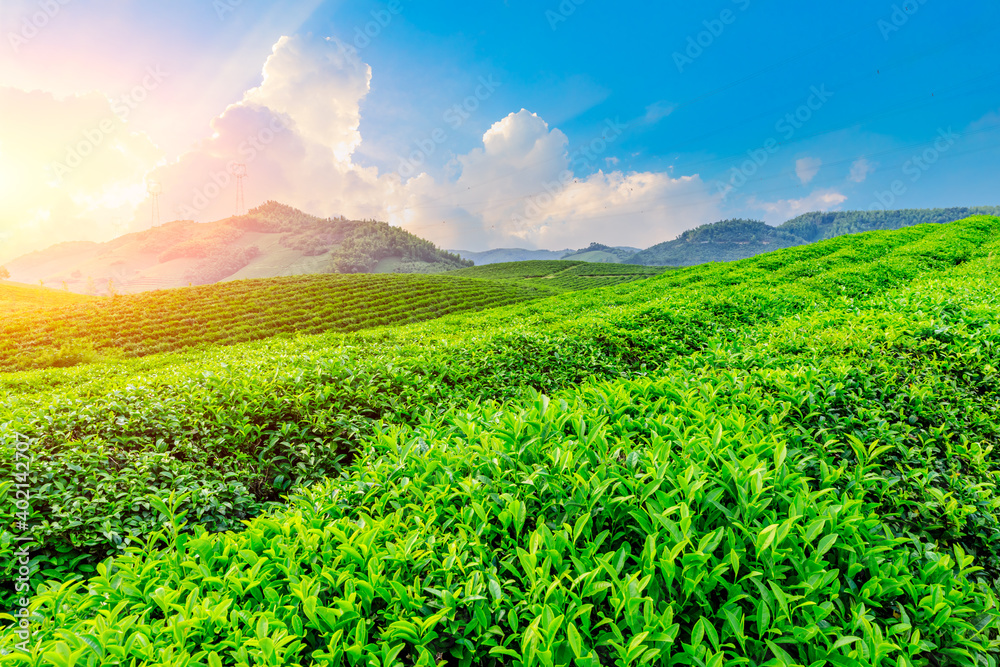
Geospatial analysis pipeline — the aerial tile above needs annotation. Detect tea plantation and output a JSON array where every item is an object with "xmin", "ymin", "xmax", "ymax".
[
  {"xmin": 0, "ymin": 274, "xmax": 546, "ymax": 372},
  {"xmin": 2, "ymin": 217, "xmax": 1000, "ymax": 665},
  {"xmin": 447, "ymin": 261, "xmax": 668, "ymax": 292},
  {"xmin": 0, "ymin": 283, "xmax": 95, "ymax": 316}
]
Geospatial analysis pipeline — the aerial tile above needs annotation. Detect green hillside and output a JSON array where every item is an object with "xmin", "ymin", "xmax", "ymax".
[
  {"xmin": 4, "ymin": 217, "xmax": 1000, "ymax": 663},
  {"xmin": 236, "ymin": 201, "xmax": 472, "ymax": 274},
  {"xmin": 629, "ymin": 208, "xmax": 1000, "ymax": 267},
  {"xmin": 449, "ymin": 260, "xmax": 667, "ymax": 291},
  {"xmin": 628, "ymin": 219, "xmax": 807, "ymax": 266},
  {"xmin": 3, "ymin": 202, "xmax": 472, "ymax": 295},
  {"xmin": 779, "ymin": 206, "xmax": 1000, "ymax": 242},
  {"xmin": 0, "ymin": 274, "xmax": 545, "ymax": 372},
  {"xmin": 561, "ymin": 243, "xmax": 641, "ymax": 263},
  {"xmin": 0, "ymin": 280, "xmax": 97, "ymax": 314}
]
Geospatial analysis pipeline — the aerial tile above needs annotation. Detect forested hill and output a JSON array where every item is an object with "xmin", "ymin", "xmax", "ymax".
[
  {"xmin": 777, "ymin": 206, "xmax": 1000, "ymax": 242},
  {"xmin": 3, "ymin": 201, "xmax": 472, "ymax": 294},
  {"xmin": 235, "ymin": 201, "xmax": 471, "ymax": 273},
  {"xmin": 629, "ymin": 207, "xmax": 1000, "ymax": 266},
  {"xmin": 627, "ymin": 219, "xmax": 806, "ymax": 267},
  {"xmin": 561, "ymin": 242, "xmax": 641, "ymax": 263}
]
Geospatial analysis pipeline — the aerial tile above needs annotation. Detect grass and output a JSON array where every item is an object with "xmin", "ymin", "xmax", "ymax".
[{"xmin": 2, "ymin": 217, "xmax": 1000, "ymax": 664}]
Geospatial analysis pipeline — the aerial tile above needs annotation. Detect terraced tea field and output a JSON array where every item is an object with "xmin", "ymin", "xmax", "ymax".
[
  {"xmin": 0, "ymin": 274, "xmax": 546, "ymax": 371},
  {"xmin": 449, "ymin": 260, "xmax": 668, "ymax": 292},
  {"xmin": 3, "ymin": 217, "xmax": 1000, "ymax": 665}
]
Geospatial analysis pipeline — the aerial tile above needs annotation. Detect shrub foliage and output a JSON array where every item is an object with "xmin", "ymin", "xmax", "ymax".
[{"xmin": 2, "ymin": 217, "xmax": 1000, "ymax": 664}]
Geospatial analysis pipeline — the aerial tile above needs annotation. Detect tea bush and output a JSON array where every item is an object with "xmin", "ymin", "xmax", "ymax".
[
  {"xmin": 2, "ymin": 219, "xmax": 998, "ymax": 597},
  {"xmin": 0, "ymin": 274, "xmax": 546, "ymax": 372},
  {"xmin": 2, "ymin": 217, "xmax": 1000, "ymax": 664},
  {"xmin": 448, "ymin": 261, "xmax": 668, "ymax": 292}
]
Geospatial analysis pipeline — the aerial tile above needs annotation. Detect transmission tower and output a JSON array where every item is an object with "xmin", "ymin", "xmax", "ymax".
[
  {"xmin": 231, "ymin": 163, "xmax": 248, "ymax": 216},
  {"xmin": 147, "ymin": 181, "xmax": 162, "ymax": 226}
]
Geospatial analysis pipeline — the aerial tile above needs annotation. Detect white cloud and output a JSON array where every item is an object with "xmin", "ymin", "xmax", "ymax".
[
  {"xmin": 242, "ymin": 35, "xmax": 371, "ymax": 162},
  {"xmin": 146, "ymin": 35, "xmax": 396, "ymax": 225},
  {"xmin": 748, "ymin": 189, "xmax": 847, "ymax": 224},
  {"xmin": 644, "ymin": 100, "xmax": 675, "ymax": 124},
  {"xmin": 848, "ymin": 157, "xmax": 875, "ymax": 183},
  {"xmin": 795, "ymin": 157, "xmax": 822, "ymax": 185},
  {"xmin": 389, "ymin": 110, "xmax": 719, "ymax": 249},
  {"xmin": 0, "ymin": 0, "xmax": 327, "ymax": 158},
  {"xmin": 151, "ymin": 45, "xmax": 719, "ymax": 251}
]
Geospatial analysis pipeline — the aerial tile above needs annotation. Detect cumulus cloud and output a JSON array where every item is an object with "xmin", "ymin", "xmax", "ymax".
[
  {"xmin": 390, "ymin": 110, "xmax": 719, "ymax": 249},
  {"xmin": 848, "ymin": 157, "xmax": 875, "ymax": 183},
  {"xmin": 151, "ymin": 40, "xmax": 718, "ymax": 251},
  {"xmin": 242, "ymin": 35, "xmax": 371, "ymax": 162},
  {"xmin": 748, "ymin": 189, "xmax": 847, "ymax": 224},
  {"xmin": 795, "ymin": 157, "xmax": 822, "ymax": 185},
  {"xmin": 148, "ymin": 34, "xmax": 393, "ymax": 225}
]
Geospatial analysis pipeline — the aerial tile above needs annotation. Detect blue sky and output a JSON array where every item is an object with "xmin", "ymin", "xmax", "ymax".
[
  {"xmin": 341, "ymin": 0, "xmax": 1000, "ymax": 211},
  {"xmin": 0, "ymin": 0, "xmax": 998, "ymax": 256}
]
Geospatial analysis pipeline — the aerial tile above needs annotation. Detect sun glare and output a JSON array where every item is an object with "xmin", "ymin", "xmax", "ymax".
[{"xmin": 0, "ymin": 151, "xmax": 19, "ymax": 202}]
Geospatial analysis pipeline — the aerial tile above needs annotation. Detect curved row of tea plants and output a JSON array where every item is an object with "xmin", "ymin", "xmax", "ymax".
[
  {"xmin": 449, "ymin": 261, "xmax": 669, "ymax": 293},
  {"xmin": 448, "ymin": 260, "xmax": 589, "ymax": 279},
  {"xmin": 521, "ymin": 272, "xmax": 661, "ymax": 292},
  {"xmin": 0, "ymin": 274, "xmax": 546, "ymax": 372},
  {"xmin": 6, "ymin": 222, "xmax": 1000, "ymax": 664},
  {"xmin": 559, "ymin": 263, "xmax": 665, "ymax": 277}
]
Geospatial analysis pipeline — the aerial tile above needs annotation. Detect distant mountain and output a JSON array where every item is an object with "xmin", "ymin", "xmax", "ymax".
[
  {"xmin": 628, "ymin": 219, "xmax": 806, "ymax": 267},
  {"xmin": 449, "ymin": 248, "xmax": 572, "ymax": 265},
  {"xmin": 629, "ymin": 207, "xmax": 1000, "ymax": 267},
  {"xmin": 561, "ymin": 243, "xmax": 640, "ymax": 263},
  {"xmin": 452, "ymin": 243, "xmax": 642, "ymax": 266},
  {"xmin": 5, "ymin": 201, "xmax": 471, "ymax": 295}
]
